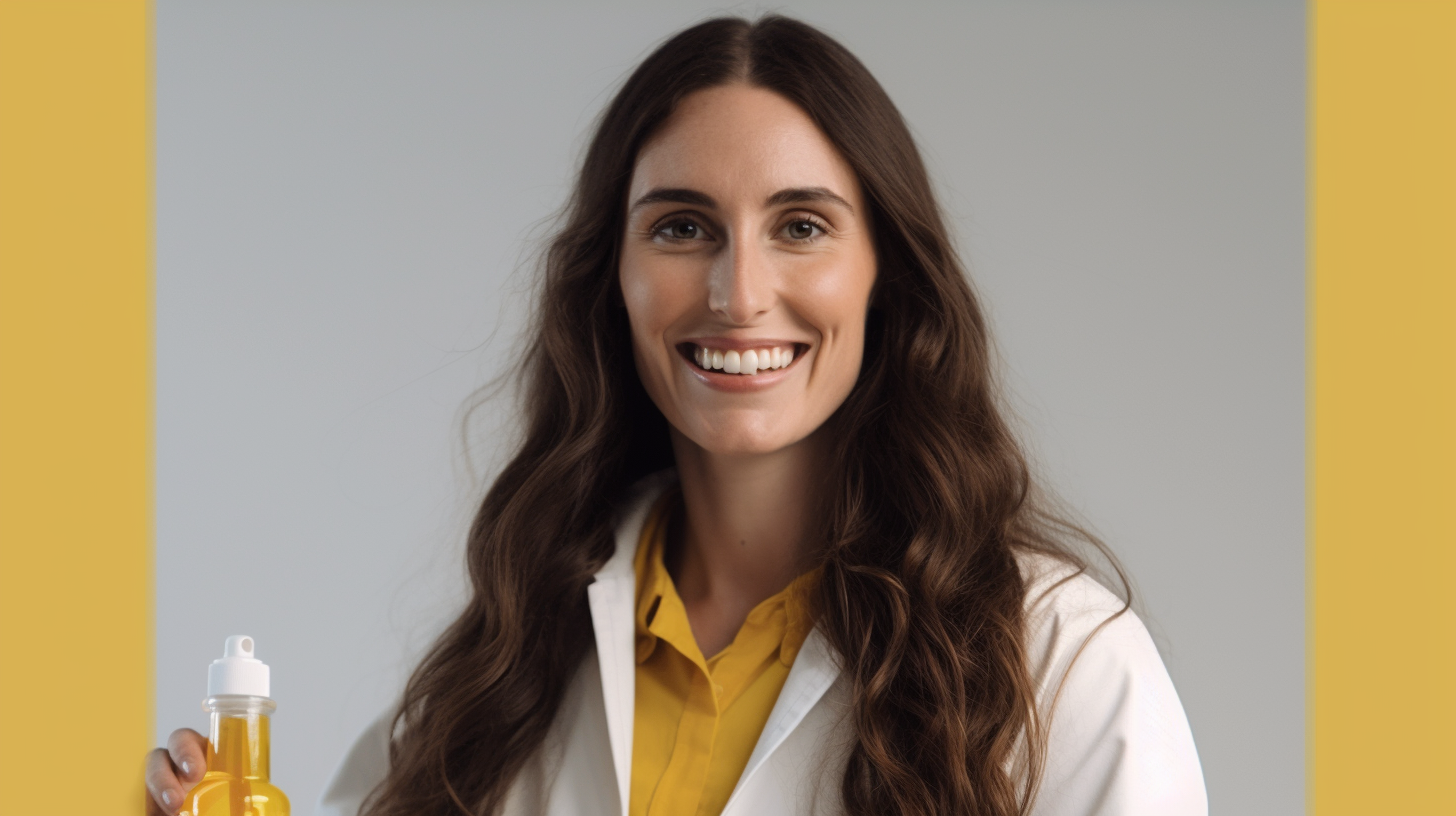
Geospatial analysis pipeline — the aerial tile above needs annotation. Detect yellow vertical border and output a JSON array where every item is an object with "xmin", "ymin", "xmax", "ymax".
[
  {"xmin": 1311, "ymin": 1, "xmax": 1456, "ymax": 814},
  {"xmin": 0, "ymin": 2, "xmax": 152, "ymax": 814}
]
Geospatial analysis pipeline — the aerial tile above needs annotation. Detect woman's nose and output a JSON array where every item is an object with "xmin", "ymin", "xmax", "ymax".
[{"xmin": 707, "ymin": 239, "xmax": 773, "ymax": 324}]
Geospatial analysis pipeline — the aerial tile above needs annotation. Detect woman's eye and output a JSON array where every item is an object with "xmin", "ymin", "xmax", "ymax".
[
  {"xmin": 783, "ymin": 219, "xmax": 823, "ymax": 241},
  {"xmin": 657, "ymin": 220, "xmax": 703, "ymax": 240}
]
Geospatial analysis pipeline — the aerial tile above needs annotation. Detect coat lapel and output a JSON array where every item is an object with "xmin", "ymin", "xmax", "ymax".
[
  {"xmin": 722, "ymin": 626, "xmax": 843, "ymax": 814},
  {"xmin": 586, "ymin": 470, "xmax": 676, "ymax": 816}
]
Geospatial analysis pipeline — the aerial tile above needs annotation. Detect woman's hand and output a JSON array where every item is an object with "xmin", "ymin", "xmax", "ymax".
[{"xmin": 144, "ymin": 729, "xmax": 207, "ymax": 815}]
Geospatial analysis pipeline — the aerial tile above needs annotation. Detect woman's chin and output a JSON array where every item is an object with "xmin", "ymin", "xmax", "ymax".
[{"xmin": 678, "ymin": 421, "xmax": 806, "ymax": 459}]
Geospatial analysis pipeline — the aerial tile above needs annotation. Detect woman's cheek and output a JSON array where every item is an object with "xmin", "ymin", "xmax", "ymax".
[{"xmin": 800, "ymin": 261, "xmax": 873, "ymax": 379}]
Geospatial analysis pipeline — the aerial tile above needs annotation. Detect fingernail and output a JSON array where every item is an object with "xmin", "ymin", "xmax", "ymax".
[
  {"xmin": 180, "ymin": 760, "xmax": 191, "ymax": 777},
  {"xmin": 162, "ymin": 790, "xmax": 174, "ymax": 807}
]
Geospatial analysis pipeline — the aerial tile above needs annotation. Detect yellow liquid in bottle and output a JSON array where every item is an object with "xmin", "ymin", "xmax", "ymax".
[{"xmin": 181, "ymin": 697, "xmax": 290, "ymax": 816}]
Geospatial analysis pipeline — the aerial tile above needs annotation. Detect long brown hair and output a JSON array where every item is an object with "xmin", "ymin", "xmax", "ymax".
[{"xmin": 364, "ymin": 15, "xmax": 1124, "ymax": 816}]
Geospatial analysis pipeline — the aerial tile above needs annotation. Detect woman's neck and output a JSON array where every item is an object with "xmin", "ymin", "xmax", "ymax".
[{"xmin": 666, "ymin": 428, "xmax": 825, "ymax": 657}]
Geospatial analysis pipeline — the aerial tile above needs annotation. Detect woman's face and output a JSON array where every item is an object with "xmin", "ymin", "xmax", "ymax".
[{"xmin": 619, "ymin": 84, "xmax": 877, "ymax": 457}]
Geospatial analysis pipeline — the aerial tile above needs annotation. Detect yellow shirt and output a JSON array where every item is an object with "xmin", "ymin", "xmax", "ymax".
[{"xmin": 629, "ymin": 491, "xmax": 817, "ymax": 816}]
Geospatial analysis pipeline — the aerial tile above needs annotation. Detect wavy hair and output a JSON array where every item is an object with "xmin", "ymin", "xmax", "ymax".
[{"xmin": 363, "ymin": 15, "xmax": 1124, "ymax": 816}]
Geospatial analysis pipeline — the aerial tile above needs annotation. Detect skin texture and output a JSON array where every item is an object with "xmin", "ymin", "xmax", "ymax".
[
  {"xmin": 620, "ymin": 84, "xmax": 877, "ymax": 656},
  {"xmin": 145, "ymin": 83, "xmax": 878, "ymax": 812}
]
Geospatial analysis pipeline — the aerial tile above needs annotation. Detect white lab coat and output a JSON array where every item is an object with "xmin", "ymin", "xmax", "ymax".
[{"xmin": 317, "ymin": 471, "xmax": 1207, "ymax": 816}]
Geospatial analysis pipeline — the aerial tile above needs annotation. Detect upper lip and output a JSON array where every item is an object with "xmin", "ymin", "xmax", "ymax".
[{"xmin": 679, "ymin": 337, "xmax": 807, "ymax": 352}]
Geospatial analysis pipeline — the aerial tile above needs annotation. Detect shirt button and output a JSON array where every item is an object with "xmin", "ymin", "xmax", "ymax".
[{"xmin": 714, "ymin": 684, "xmax": 724, "ymax": 697}]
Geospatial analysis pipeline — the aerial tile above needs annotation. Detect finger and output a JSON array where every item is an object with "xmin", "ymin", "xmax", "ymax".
[
  {"xmin": 166, "ymin": 728, "xmax": 208, "ymax": 786},
  {"xmin": 145, "ymin": 781, "xmax": 165, "ymax": 816},
  {"xmin": 144, "ymin": 747, "xmax": 183, "ymax": 815},
  {"xmin": 144, "ymin": 770, "xmax": 171, "ymax": 816}
]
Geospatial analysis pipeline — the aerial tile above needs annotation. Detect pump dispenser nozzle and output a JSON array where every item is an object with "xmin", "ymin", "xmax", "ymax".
[
  {"xmin": 208, "ymin": 634, "xmax": 271, "ymax": 698},
  {"xmin": 186, "ymin": 635, "xmax": 290, "ymax": 814}
]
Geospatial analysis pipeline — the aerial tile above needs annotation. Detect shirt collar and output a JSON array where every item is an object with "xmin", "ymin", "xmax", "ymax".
[
  {"xmin": 633, "ymin": 489, "xmax": 677, "ymax": 664},
  {"xmin": 776, "ymin": 568, "xmax": 819, "ymax": 666}
]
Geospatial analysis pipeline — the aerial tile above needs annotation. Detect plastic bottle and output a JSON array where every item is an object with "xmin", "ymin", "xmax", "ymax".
[{"xmin": 180, "ymin": 635, "xmax": 290, "ymax": 816}]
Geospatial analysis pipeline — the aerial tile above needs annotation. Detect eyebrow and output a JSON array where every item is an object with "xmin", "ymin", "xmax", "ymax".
[
  {"xmin": 628, "ymin": 186, "xmax": 855, "ymax": 214},
  {"xmin": 629, "ymin": 188, "xmax": 717, "ymax": 212},
  {"xmin": 764, "ymin": 186, "xmax": 855, "ymax": 213}
]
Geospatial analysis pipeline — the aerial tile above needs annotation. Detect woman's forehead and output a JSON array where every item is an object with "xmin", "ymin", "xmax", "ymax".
[{"xmin": 629, "ymin": 85, "xmax": 862, "ymax": 209}]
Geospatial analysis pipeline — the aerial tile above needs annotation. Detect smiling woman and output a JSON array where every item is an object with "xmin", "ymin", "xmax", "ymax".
[
  {"xmin": 620, "ymin": 83, "xmax": 878, "ymax": 668},
  {"xmin": 146, "ymin": 14, "xmax": 1205, "ymax": 816}
]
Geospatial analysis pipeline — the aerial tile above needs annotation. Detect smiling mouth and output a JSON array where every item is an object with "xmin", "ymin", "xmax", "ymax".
[{"xmin": 679, "ymin": 343, "xmax": 804, "ymax": 375}]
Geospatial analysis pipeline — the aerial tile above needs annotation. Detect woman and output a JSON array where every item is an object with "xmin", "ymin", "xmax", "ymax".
[{"xmin": 146, "ymin": 15, "xmax": 1205, "ymax": 816}]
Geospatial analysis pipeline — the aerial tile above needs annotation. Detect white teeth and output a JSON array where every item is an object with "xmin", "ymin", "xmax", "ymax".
[{"xmin": 692, "ymin": 345, "xmax": 795, "ymax": 374}]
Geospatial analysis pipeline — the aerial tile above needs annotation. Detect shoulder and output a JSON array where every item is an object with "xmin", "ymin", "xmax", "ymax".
[
  {"xmin": 316, "ymin": 711, "xmax": 393, "ymax": 816},
  {"xmin": 1017, "ymin": 552, "xmax": 1135, "ymax": 686},
  {"xmin": 1014, "ymin": 551, "xmax": 1208, "ymax": 816}
]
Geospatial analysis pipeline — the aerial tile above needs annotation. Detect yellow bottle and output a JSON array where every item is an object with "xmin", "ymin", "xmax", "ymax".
[{"xmin": 181, "ymin": 636, "xmax": 290, "ymax": 816}]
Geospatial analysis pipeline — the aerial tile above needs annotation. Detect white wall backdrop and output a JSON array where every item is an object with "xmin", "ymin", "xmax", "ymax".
[{"xmin": 155, "ymin": 2, "xmax": 1305, "ymax": 813}]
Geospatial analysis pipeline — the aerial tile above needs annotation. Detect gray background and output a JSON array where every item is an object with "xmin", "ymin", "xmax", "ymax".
[{"xmin": 155, "ymin": 1, "xmax": 1305, "ymax": 813}]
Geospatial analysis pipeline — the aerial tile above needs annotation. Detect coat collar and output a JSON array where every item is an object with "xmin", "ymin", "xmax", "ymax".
[
  {"xmin": 584, "ymin": 469, "xmax": 843, "ymax": 816},
  {"xmin": 584, "ymin": 470, "xmax": 671, "ymax": 816}
]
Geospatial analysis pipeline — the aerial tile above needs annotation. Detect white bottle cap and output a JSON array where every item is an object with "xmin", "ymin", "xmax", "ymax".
[{"xmin": 207, "ymin": 635, "xmax": 271, "ymax": 698}]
